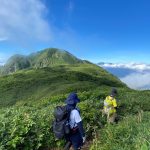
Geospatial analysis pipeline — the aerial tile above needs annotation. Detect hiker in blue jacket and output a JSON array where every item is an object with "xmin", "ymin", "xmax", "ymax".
[{"xmin": 65, "ymin": 92, "xmax": 86, "ymax": 150}]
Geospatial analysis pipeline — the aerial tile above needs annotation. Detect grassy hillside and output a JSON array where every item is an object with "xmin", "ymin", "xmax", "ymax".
[
  {"xmin": 0, "ymin": 88, "xmax": 149, "ymax": 150},
  {"xmin": 0, "ymin": 63, "xmax": 125, "ymax": 107}
]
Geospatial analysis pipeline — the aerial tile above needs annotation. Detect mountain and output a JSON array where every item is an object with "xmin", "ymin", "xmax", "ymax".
[
  {"xmin": 0, "ymin": 49, "xmax": 126, "ymax": 107},
  {"xmin": 0, "ymin": 66, "xmax": 3, "ymax": 74},
  {"xmin": 28, "ymin": 48, "xmax": 84, "ymax": 68},
  {"xmin": 4, "ymin": 54, "xmax": 30, "ymax": 73},
  {"xmin": 0, "ymin": 48, "xmax": 84, "ymax": 75},
  {"xmin": 98, "ymin": 62, "xmax": 150, "ymax": 89}
]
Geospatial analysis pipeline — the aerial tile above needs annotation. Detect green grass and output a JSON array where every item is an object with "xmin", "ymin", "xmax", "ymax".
[
  {"xmin": 90, "ymin": 112, "xmax": 150, "ymax": 150},
  {"xmin": 0, "ymin": 88, "xmax": 150, "ymax": 150},
  {"xmin": 0, "ymin": 63, "xmax": 125, "ymax": 107}
]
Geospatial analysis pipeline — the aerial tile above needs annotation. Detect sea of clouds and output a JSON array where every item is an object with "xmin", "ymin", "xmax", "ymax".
[{"xmin": 99, "ymin": 62, "xmax": 150, "ymax": 90}]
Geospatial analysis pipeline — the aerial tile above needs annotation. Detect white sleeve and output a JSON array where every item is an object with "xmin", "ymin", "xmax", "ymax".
[{"xmin": 74, "ymin": 110, "xmax": 82, "ymax": 123}]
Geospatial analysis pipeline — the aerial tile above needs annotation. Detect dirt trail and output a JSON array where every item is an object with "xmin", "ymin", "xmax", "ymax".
[
  {"xmin": 82, "ymin": 141, "xmax": 92, "ymax": 150},
  {"xmin": 50, "ymin": 140, "xmax": 92, "ymax": 150}
]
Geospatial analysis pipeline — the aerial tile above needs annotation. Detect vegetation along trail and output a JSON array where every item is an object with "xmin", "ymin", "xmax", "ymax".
[{"xmin": 0, "ymin": 48, "xmax": 150, "ymax": 150}]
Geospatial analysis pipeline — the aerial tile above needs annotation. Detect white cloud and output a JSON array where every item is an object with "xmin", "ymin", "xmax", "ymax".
[
  {"xmin": 121, "ymin": 72, "xmax": 150, "ymax": 90},
  {"xmin": 99, "ymin": 62, "xmax": 150, "ymax": 90},
  {"xmin": 0, "ymin": 0, "xmax": 52, "ymax": 43},
  {"xmin": 100, "ymin": 62, "xmax": 150, "ymax": 71}
]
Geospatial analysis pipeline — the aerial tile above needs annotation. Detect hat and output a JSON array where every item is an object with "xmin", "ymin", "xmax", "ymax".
[
  {"xmin": 110, "ymin": 88, "xmax": 118, "ymax": 97},
  {"xmin": 65, "ymin": 92, "xmax": 80, "ymax": 105}
]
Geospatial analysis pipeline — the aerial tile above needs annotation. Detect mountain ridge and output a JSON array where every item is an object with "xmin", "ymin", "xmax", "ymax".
[
  {"xmin": 0, "ymin": 48, "xmax": 85, "ymax": 75},
  {"xmin": 0, "ymin": 48, "xmax": 126, "ymax": 107}
]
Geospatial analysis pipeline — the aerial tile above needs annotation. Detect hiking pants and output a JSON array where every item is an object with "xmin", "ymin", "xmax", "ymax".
[
  {"xmin": 69, "ymin": 129, "xmax": 83, "ymax": 150},
  {"xmin": 108, "ymin": 113, "xmax": 117, "ymax": 123}
]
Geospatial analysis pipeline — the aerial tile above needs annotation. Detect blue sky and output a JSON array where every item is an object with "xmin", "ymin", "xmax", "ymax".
[{"xmin": 0, "ymin": 0, "xmax": 150, "ymax": 64}]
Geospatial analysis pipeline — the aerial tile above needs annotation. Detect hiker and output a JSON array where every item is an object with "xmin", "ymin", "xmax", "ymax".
[
  {"xmin": 65, "ymin": 92, "xmax": 86, "ymax": 150},
  {"xmin": 102, "ymin": 88, "xmax": 118, "ymax": 124}
]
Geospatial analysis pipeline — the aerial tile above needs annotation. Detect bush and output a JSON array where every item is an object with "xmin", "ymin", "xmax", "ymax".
[
  {"xmin": 90, "ymin": 111, "xmax": 150, "ymax": 150},
  {"xmin": 0, "ymin": 88, "xmax": 150, "ymax": 149}
]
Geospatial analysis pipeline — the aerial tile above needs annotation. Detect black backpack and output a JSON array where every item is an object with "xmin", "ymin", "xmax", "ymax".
[{"xmin": 52, "ymin": 105, "xmax": 71, "ymax": 139}]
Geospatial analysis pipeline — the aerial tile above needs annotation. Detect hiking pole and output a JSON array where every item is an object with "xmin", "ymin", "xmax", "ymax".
[{"xmin": 64, "ymin": 141, "xmax": 72, "ymax": 150}]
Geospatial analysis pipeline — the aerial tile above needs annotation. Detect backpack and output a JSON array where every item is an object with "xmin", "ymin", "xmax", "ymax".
[{"xmin": 52, "ymin": 105, "xmax": 71, "ymax": 139}]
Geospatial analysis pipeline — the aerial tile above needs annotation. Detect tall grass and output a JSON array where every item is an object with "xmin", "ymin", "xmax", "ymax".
[{"xmin": 0, "ymin": 89, "xmax": 150, "ymax": 150}]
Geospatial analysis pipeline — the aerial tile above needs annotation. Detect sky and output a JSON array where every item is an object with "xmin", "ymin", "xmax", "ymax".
[{"xmin": 0, "ymin": 0, "xmax": 150, "ymax": 65}]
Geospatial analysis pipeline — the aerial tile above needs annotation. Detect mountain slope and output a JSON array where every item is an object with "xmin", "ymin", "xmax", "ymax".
[
  {"xmin": 4, "ymin": 54, "xmax": 30, "ymax": 73},
  {"xmin": 1, "ymin": 48, "xmax": 84, "ymax": 75},
  {"xmin": 0, "ymin": 63, "xmax": 126, "ymax": 107},
  {"xmin": 0, "ymin": 84, "xmax": 149, "ymax": 150},
  {"xmin": 28, "ymin": 48, "xmax": 83, "ymax": 68},
  {"xmin": 0, "ymin": 48, "xmax": 127, "ymax": 107}
]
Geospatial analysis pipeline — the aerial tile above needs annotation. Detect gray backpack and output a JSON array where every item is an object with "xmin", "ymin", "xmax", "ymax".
[{"xmin": 53, "ymin": 106, "xmax": 70, "ymax": 139}]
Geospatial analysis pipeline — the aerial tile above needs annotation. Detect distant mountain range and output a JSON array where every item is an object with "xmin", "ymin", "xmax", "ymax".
[{"xmin": 98, "ymin": 62, "xmax": 150, "ymax": 90}]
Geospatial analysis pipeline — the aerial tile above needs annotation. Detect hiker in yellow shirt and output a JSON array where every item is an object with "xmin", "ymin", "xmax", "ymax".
[{"xmin": 103, "ymin": 88, "xmax": 118, "ymax": 123}]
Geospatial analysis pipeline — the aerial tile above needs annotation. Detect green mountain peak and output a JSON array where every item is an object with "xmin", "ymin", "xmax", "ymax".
[
  {"xmin": 28, "ymin": 48, "xmax": 83, "ymax": 68},
  {"xmin": 1, "ymin": 48, "xmax": 84, "ymax": 75}
]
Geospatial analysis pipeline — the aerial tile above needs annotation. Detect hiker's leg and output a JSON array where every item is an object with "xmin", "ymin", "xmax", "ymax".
[
  {"xmin": 70, "ymin": 131, "xmax": 83, "ymax": 150},
  {"xmin": 107, "ymin": 113, "xmax": 110, "ymax": 123},
  {"xmin": 64, "ymin": 141, "xmax": 72, "ymax": 150},
  {"xmin": 115, "ymin": 113, "xmax": 119, "ymax": 123},
  {"xmin": 64, "ymin": 135, "xmax": 72, "ymax": 150},
  {"xmin": 109, "ymin": 113, "xmax": 117, "ymax": 123}
]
